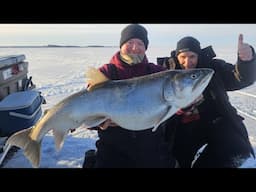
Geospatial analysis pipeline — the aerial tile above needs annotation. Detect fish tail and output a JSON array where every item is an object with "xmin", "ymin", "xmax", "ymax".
[{"xmin": 6, "ymin": 128, "xmax": 41, "ymax": 168}]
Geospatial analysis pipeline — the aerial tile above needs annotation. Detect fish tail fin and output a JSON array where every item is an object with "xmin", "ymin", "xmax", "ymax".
[
  {"xmin": 6, "ymin": 128, "xmax": 41, "ymax": 168},
  {"xmin": 53, "ymin": 129, "xmax": 66, "ymax": 151}
]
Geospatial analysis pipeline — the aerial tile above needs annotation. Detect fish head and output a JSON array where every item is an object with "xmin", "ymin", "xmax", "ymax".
[{"xmin": 163, "ymin": 68, "xmax": 214, "ymax": 108}]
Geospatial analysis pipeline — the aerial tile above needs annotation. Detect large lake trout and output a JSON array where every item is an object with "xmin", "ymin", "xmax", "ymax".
[{"xmin": 6, "ymin": 67, "xmax": 214, "ymax": 167}]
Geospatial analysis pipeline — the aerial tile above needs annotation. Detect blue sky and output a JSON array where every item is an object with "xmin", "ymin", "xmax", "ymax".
[{"xmin": 0, "ymin": 24, "xmax": 256, "ymax": 49}]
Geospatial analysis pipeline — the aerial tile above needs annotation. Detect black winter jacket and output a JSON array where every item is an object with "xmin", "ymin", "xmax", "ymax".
[{"xmin": 166, "ymin": 46, "xmax": 256, "ymax": 167}]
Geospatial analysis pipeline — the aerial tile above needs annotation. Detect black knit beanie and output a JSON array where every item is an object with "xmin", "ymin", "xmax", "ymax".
[
  {"xmin": 120, "ymin": 24, "xmax": 149, "ymax": 50},
  {"xmin": 176, "ymin": 36, "xmax": 201, "ymax": 56}
]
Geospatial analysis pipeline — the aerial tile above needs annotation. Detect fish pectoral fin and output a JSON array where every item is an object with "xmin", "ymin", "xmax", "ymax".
[
  {"xmin": 152, "ymin": 107, "xmax": 176, "ymax": 132},
  {"xmin": 85, "ymin": 66, "xmax": 110, "ymax": 91}
]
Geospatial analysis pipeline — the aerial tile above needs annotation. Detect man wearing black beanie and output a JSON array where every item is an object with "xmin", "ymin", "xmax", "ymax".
[
  {"xmin": 117, "ymin": 24, "xmax": 150, "ymax": 66},
  {"xmin": 164, "ymin": 35, "xmax": 256, "ymax": 168},
  {"xmin": 83, "ymin": 24, "xmax": 175, "ymax": 168},
  {"xmin": 120, "ymin": 24, "xmax": 149, "ymax": 50},
  {"xmin": 175, "ymin": 36, "xmax": 201, "ymax": 56}
]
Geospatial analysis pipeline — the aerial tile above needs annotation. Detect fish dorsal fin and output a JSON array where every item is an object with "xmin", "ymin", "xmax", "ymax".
[{"xmin": 85, "ymin": 66, "xmax": 110, "ymax": 91}]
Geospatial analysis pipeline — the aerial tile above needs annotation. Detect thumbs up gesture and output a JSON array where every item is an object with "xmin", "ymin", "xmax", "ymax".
[{"xmin": 238, "ymin": 34, "xmax": 253, "ymax": 61}]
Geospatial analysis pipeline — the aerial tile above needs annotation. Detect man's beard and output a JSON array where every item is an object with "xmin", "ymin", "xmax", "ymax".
[{"xmin": 120, "ymin": 53, "xmax": 145, "ymax": 65}]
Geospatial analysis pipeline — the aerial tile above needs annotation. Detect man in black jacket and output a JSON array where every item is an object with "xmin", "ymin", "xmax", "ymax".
[
  {"xmin": 83, "ymin": 24, "xmax": 174, "ymax": 168},
  {"xmin": 165, "ymin": 35, "xmax": 256, "ymax": 168}
]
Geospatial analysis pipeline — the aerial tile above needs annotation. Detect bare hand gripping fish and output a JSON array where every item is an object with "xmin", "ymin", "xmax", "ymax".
[{"xmin": 6, "ymin": 67, "xmax": 214, "ymax": 167}]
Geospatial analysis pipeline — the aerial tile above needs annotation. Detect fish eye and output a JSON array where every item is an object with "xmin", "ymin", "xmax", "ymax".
[{"xmin": 190, "ymin": 74, "xmax": 198, "ymax": 79}]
